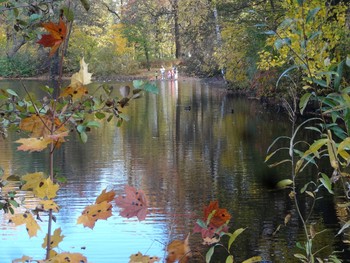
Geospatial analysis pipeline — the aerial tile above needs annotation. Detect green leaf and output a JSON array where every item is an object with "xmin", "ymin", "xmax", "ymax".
[
  {"xmin": 62, "ymin": 7, "xmax": 74, "ymax": 22},
  {"xmin": 206, "ymin": 246, "xmax": 215, "ymax": 263},
  {"xmin": 79, "ymin": 0, "xmax": 90, "ymax": 11},
  {"xmin": 95, "ymin": 112, "xmax": 106, "ymax": 120},
  {"xmin": 274, "ymin": 38, "xmax": 291, "ymax": 50},
  {"xmin": 299, "ymin": 93, "xmax": 312, "ymax": 115},
  {"xmin": 319, "ymin": 173, "xmax": 334, "ymax": 194},
  {"xmin": 276, "ymin": 179, "xmax": 293, "ymax": 189},
  {"xmin": 144, "ymin": 83, "xmax": 159, "ymax": 94},
  {"xmin": 6, "ymin": 89, "xmax": 18, "ymax": 97},
  {"xmin": 294, "ymin": 254, "xmax": 307, "ymax": 260},
  {"xmin": 303, "ymin": 138, "xmax": 328, "ymax": 158},
  {"xmin": 228, "ymin": 228, "xmax": 246, "ymax": 250},
  {"xmin": 133, "ymin": 80, "xmax": 144, "ymax": 88},
  {"xmin": 337, "ymin": 219, "xmax": 350, "ymax": 235},
  {"xmin": 346, "ymin": 55, "xmax": 350, "ymax": 67},
  {"xmin": 262, "ymin": 30, "xmax": 276, "ymax": 35},
  {"xmin": 242, "ymin": 256, "xmax": 263, "ymax": 263},
  {"xmin": 196, "ymin": 219, "xmax": 207, "ymax": 229},
  {"xmin": 86, "ymin": 121, "xmax": 100, "ymax": 128},
  {"xmin": 334, "ymin": 61, "xmax": 344, "ymax": 91},
  {"xmin": 9, "ymin": 200, "xmax": 19, "ymax": 208},
  {"xmin": 77, "ymin": 124, "xmax": 85, "ymax": 133},
  {"xmin": 225, "ymin": 255, "xmax": 234, "ymax": 263},
  {"xmin": 306, "ymin": 7, "xmax": 321, "ymax": 23},
  {"xmin": 55, "ymin": 176, "xmax": 67, "ymax": 183},
  {"xmin": 297, "ymin": 0, "xmax": 305, "ymax": 6},
  {"xmin": 80, "ymin": 131, "xmax": 88, "ymax": 143},
  {"xmin": 29, "ymin": 14, "xmax": 41, "ymax": 22}
]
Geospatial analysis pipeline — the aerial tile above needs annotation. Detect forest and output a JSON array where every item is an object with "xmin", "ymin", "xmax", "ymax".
[
  {"xmin": 0, "ymin": 0, "xmax": 348, "ymax": 99},
  {"xmin": 1, "ymin": 0, "xmax": 350, "ymax": 262}
]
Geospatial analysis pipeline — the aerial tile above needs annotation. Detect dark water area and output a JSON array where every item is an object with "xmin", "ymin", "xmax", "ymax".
[{"xmin": 0, "ymin": 79, "xmax": 349, "ymax": 262}]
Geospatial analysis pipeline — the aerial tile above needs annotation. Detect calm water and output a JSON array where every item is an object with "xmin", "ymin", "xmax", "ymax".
[{"xmin": 0, "ymin": 79, "xmax": 349, "ymax": 262}]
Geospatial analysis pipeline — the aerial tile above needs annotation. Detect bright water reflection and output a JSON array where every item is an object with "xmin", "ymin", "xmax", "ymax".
[{"xmin": 0, "ymin": 79, "xmax": 349, "ymax": 262}]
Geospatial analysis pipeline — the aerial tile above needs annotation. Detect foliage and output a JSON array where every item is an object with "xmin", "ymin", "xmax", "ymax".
[
  {"xmin": 257, "ymin": 0, "xmax": 349, "ymax": 85},
  {"xmin": 262, "ymin": 1, "xmax": 350, "ymax": 262}
]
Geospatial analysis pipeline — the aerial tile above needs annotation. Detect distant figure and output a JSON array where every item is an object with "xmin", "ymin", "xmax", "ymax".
[
  {"xmin": 155, "ymin": 70, "xmax": 158, "ymax": 80},
  {"xmin": 160, "ymin": 66, "xmax": 165, "ymax": 80},
  {"xmin": 172, "ymin": 66, "xmax": 178, "ymax": 80},
  {"xmin": 167, "ymin": 70, "xmax": 172, "ymax": 79}
]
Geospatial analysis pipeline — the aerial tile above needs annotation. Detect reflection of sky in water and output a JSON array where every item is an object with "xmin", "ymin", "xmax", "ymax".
[{"xmin": 1, "ymin": 79, "xmax": 349, "ymax": 262}]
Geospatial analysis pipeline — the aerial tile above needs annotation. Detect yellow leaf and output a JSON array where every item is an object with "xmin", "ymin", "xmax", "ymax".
[
  {"xmin": 42, "ymin": 228, "xmax": 64, "ymax": 249},
  {"xmin": 33, "ymin": 178, "xmax": 59, "ymax": 199},
  {"xmin": 22, "ymin": 172, "xmax": 45, "ymax": 191},
  {"xmin": 77, "ymin": 201, "xmax": 112, "ymax": 229},
  {"xmin": 242, "ymin": 256, "xmax": 263, "ymax": 263},
  {"xmin": 60, "ymin": 84, "xmax": 89, "ymax": 101},
  {"xmin": 129, "ymin": 252, "xmax": 160, "ymax": 263},
  {"xmin": 95, "ymin": 189, "xmax": 116, "ymax": 204},
  {"xmin": 10, "ymin": 212, "xmax": 41, "ymax": 237},
  {"xmin": 16, "ymin": 137, "xmax": 52, "ymax": 152},
  {"xmin": 11, "ymin": 255, "xmax": 33, "ymax": 263},
  {"xmin": 43, "ymin": 252, "xmax": 87, "ymax": 263},
  {"xmin": 40, "ymin": 200, "xmax": 60, "ymax": 212}
]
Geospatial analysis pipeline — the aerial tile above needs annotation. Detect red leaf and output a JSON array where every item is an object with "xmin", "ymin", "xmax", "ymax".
[
  {"xmin": 115, "ymin": 185, "xmax": 149, "ymax": 221},
  {"xmin": 37, "ymin": 18, "xmax": 67, "ymax": 56}
]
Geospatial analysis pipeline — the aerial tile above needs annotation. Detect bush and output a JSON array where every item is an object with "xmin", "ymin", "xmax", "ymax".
[{"xmin": 0, "ymin": 52, "xmax": 40, "ymax": 77}]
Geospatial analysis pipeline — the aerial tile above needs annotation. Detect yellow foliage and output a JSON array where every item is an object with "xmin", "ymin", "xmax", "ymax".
[
  {"xmin": 257, "ymin": 0, "xmax": 348, "ymax": 79},
  {"xmin": 10, "ymin": 212, "xmax": 41, "ymax": 238}
]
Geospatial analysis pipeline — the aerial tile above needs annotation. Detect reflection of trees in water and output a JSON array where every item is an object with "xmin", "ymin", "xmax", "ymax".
[{"xmin": 1, "ymin": 79, "xmax": 348, "ymax": 261}]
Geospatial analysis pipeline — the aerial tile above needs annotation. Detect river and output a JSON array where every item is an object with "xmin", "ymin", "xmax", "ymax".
[{"xmin": 0, "ymin": 79, "xmax": 349, "ymax": 262}]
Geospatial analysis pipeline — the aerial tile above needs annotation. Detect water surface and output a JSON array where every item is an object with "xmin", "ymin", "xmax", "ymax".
[{"xmin": 0, "ymin": 79, "xmax": 348, "ymax": 262}]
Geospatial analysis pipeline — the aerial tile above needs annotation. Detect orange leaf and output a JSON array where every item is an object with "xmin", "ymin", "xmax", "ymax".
[
  {"xmin": 166, "ymin": 234, "xmax": 191, "ymax": 263},
  {"xmin": 37, "ymin": 18, "xmax": 67, "ymax": 56},
  {"xmin": 16, "ymin": 137, "xmax": 52, "ymax": 152},
  {"xmin": 77, "ymin": 201, "xmax": 112, "ymax": 229},
  {"xmin": 10, "ymin": 212, "xmax": 41, "ymax": 238},
  {"xmin": 95, "ymin": 189, "xmax": 116, "ymax": 204},
  {"xmin": 204, "ymin": 200, "xmax": 231, "ymax": 227},
  {"xmin": 20, "ymin": 114, "xmax": 67, "ymax": 138}
]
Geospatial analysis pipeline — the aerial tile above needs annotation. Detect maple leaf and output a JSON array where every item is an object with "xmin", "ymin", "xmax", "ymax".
[
  {"xmin": 129, "ymin": 252, "xmax": 160, "ymax": 263},
  {"xmin": 42, "ymin": 228, "xmax": 64, "ymax": 249},
  {"xmin": 60, "ymin": 58, "xmax": 92, "ymax": 101},
  {"xmin": 166, "ymin": 234, "xmax": 191, "ymax": 263},
  {"xmin": 33, "ymin": 178, "xmax": 59, "ymax": 199},
  {"xmin": 77, "ymin": 201, "xmax": 112, "ymax": 229},
  {"xmin": 43, "ymin": 252, "xmax": 87, "ymax": 263},
  {"xmin": 95, "ymin": 189, "xmax": 116, "ymax": 204},
  {"xmin": 10, "ymin": 212, "xmax": 41, "ymax": 237},
  {"xmin": 20, "ymin": 114, "xmax": 68, "ymax": 138},
  {"xmin": 203, "ymin": 200, "xmax": 231, "ymax": 227},
  {"xmin": 37, "ymin": 18, "xmax": 67, "ymax": 56},
  {"xmin": 16, "ymin": 137, "xmax": 52, "ymax": 152},
  {"xmin": 115, "ymin": 185, "xmax": 149, "ymax": 221},
  {"xmin": 193, "ymin": 201, "xmax": 231, "ymax": 238},
  {"xmin": 39, "ymin": 200, "xmax": 60, "ymax": 212},
  {"xmin": 21, "ymin": 172, "xmax": 45, "ymax": 191}
]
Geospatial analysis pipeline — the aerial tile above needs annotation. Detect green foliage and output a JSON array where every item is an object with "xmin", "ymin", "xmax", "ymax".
[{"xmin": 0, "ymin": 52, "xmax": 41, "ymax": 77}]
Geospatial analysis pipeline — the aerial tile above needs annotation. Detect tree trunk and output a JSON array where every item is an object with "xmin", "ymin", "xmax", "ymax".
[
  {"xmin": 172, "ymin": 0, "xmax": 181, "ymax": 58},
  {"xmin": 5, "ymin": 26, "xmax": 26, "ymax": 57}
]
